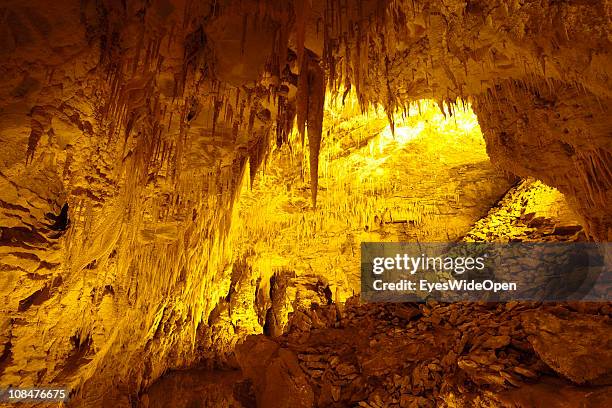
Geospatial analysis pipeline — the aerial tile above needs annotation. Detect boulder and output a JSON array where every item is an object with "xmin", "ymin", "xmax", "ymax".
[{"xmin": 522, "ymin": 311, "xmax": 612, "ymax": 384}]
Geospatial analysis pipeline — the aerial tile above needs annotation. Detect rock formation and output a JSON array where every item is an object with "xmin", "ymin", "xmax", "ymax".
[{"xmin": 0, "ymin": 0, "xmax": 610, "ymax": 406}]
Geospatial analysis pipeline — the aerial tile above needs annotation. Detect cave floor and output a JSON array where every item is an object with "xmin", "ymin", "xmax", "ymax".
[
  {"xmin": 143, "ymin": 299, "xmax": 611, "ymax": 408},
  {"xmin": 143, "ymin": 368, "xmax": 245, "ymax": 407}
]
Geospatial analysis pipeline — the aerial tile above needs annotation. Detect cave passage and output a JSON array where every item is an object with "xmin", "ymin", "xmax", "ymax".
[
  {"xmin": 232, "ymin": 96, "xmax": 514, "ymax": 315},
  {"xmin": 0, "ymin": 0, "xmax": 610, "ymax": 407},
  {"xmin": 142, "ymin": 98, "xmax": 599, "ymax": 408}
]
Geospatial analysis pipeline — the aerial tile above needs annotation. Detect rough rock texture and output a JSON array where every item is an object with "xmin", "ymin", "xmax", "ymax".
[
  {"xmin": 236, "ymin": 337, "xmax": 315, "ymax": 408},
  {"xmin": 0, "ymin": 0, "xmax": 610, "ymax": 405},
  {"xmin": 229, "ymin": 100, "xmax": 513, "ymax": 335},
  {"xmin": 475, "ymin": 79, "xmax": 612, "ymax": 241},
  {"xmin": 232, "ymin": 300, "xmax": 611, "ymax": 407},
  {"xmin": 143, "ymin": 368, "xmax": 247, "ymax": 408},
  {"xmin": 522, "ymin": 310, "xmax": 612, "ymax": 385},
  {"xmin": 292, "ymin": 0, "xmax": 612, "ymax": 239},
  {"xmin": 229, "ymin": 299, "xmax": 612, "ymax": 408},
  {"xmin": 0, "ymin": 1, "xmax": 289, "ymax": 404},
  {"xmin": 464, "ymin": 178, "xmax": 585, "ymax": 242},
  {"xmin": 139, "ymin": 179, "xmax": 608, "ymax": 407}
]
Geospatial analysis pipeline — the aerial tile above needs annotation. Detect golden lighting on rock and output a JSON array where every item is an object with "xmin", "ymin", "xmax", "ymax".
[
  {"xmin": 229, "ymin": 91, "xmax": 512, "ymax": 333},
  {"xmin": 368, "ymin": 99, "xmax": 481, "ymax": 157}
]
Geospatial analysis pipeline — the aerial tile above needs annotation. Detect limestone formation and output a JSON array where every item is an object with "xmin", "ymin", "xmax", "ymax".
[{"xmin": 0, "ymin": 0, "xmax": 610, "ymax": 406}]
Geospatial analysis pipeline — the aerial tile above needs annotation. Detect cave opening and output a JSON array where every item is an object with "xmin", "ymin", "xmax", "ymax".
[{"xmin": 0, "ymin": 0, "xmax": 610, "ymax": 407}]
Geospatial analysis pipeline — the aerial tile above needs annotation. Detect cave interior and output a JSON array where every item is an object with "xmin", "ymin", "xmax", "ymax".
[{"xmin": 0, "ymin": 0, "xmax": 611, "ymax": 407}]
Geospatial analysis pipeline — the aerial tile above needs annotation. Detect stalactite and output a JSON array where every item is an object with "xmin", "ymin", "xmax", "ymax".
[
  {"xmin": 25, "ymin": 111, "xmax": 46, "ymax": 165},
  {"xmin": 296, "ymin": 53, "xmax": 310, "ymax": 147},
  {"xmin": 307, "ymin": 57, "xmax": 326, "ymax": 208},
  {"xmin": 295, "ymin": 0, "xmax": 308, "ymax": 69}
]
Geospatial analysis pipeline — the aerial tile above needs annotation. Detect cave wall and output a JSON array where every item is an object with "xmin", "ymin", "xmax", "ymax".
[
  {"xmin": 0, "ymin": 1, "xmax": 287, "ymax": 405},
  {"xmin": 475, "ymin": 78, "xmax": 611, "ymax": 240},
  {"xmin": 0, "ymin": 0, "xmax": 610, "ymax": 405}
]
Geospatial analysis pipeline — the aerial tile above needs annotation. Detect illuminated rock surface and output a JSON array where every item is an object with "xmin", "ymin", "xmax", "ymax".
[
  {"xmin": 144, "ymin": 172, "xmax": 608, "ymax": 408},
  {"xmin": 0, "ymin": 0, "xmax": 610, "ymax": 406},
  {"xmin": 230, "ymin": 100, "xmax": 514, "ymax": 334}
]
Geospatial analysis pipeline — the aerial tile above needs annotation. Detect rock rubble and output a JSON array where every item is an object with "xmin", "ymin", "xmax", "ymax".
[{"xmin": 236, "ymin": 299, "xmax": 611, "ymax": 407}]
